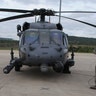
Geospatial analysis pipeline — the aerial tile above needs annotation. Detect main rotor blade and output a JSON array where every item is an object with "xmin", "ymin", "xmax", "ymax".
[
  {"xmin": 55, "ymin": 15, "xmax": 96, "ymax": 28},
  {"xmin": 55, "ymin": 11, "xmax": 96, "ymax": 13},
  {"xmin": 0, "ymin": 8, "xmax": 32, "ymax": 13},
  {"xmin": 0, "ymin": 13, "xmax": 33, "ymax": 22}
]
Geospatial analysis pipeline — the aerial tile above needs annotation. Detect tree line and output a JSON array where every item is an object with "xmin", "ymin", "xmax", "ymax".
[
  {"xmin": 68, "ymin": 36, "xmax": 96, "ymax": 53},
  {"xmin": 0, "ymin": 39, "xmax": 18, "ymax": 50}
]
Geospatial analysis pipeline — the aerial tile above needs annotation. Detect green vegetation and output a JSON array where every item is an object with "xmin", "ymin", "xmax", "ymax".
[
  {"xmin": 0, "ymin": 38, "xmax": 18, "ymax": 50},
  {"xmin": 68, "ymin": 36, "xmax": 96, "ymax": 53},
  {"xmin": 69, "ymin": 45, "xmax": 95, "ymax": 53},
  {"xmin": 68, "ymin": 36, "xmax": 96, "ymax": 46}
]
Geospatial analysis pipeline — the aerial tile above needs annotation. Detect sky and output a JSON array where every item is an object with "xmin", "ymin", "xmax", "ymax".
[{"xmin": 0, "ymin": 0, "xmax": 96, "ymax": 39}]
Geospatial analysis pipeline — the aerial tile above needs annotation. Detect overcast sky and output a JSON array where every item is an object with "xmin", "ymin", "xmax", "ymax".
[{"xmin": 0, "ymin": 0, "xmax": 96, "ymax": 39}]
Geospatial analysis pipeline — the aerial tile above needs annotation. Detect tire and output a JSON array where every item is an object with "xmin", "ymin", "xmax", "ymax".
[
  {"xmin": 53, "ymin": 62, "xmax": 64, "ymax": 73},
  {"xmin": 15, "ymin": 64, "xmax": 22, "ymax": 71},
  {"xmin": 63, "ymin": 64, "xmax": 71, "ymax": 74}
]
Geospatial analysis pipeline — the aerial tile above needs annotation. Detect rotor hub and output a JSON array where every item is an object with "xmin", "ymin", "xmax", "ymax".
[{"xmin": 32, "ymin": 8, "xmax": 55, "ymax": 16}]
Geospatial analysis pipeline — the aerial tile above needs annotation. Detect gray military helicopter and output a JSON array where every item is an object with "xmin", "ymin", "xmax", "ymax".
[{"xmin": 1, "ymin": 4, "xmax": 96, "ymax": 74}]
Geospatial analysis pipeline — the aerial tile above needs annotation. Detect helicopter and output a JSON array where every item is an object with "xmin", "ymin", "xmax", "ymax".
[{"xmin": 1, "ymin": 5, "xmax": 96, "ymax": 74}]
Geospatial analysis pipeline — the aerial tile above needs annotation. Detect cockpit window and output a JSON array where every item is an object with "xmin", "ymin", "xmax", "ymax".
[
  {"xmin": 40, "ymin": 31, "xmax": 49, "ymax": 44},
  {"xmin": 24, "ymin": 31, "xmax": 39, "ymax": 44},
  {"xmin": 22, "ymin": 30, "xmax": 63, "ymax": 45},
  {"xmin": 51, "ymin": 32, "xmax": 62, "ymax": 45}
]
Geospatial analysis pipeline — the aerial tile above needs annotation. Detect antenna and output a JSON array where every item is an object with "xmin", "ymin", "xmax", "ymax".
[{"xmin": 59, "ymin": 0, "xmax": 62, "ymax": 23}]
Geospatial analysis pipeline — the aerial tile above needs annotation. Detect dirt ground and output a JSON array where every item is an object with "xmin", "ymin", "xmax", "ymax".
[{"xmin": 0, "ymin": 50, "xmax": 96, "ymax": 96}]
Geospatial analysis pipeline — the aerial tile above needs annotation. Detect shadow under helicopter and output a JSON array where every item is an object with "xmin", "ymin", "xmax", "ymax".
[{"xmin": 14, "ymin": 67, "xmax": 71, "ymax": 80}]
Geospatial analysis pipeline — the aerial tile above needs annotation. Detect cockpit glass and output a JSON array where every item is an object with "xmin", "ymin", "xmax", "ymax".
[
  {"xmin": 24, "ymin": 31, "xmax": 39, "ymax": 44},
  {"xmin": 40, "ymin": 31, "xmax": 49, "ymax": 44},
  {"xmin": 23, "ymin": 30, "xmax": 62, "ymax": 45},
  {"xmin": 51, "ymin": 32, "xmax": 62, "ymax": 45}
]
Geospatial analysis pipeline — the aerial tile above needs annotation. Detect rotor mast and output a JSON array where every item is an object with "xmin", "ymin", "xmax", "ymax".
[
  {"xmin": 39, "ymin": 9, "xmax": 54, "ymax": 22},
  {"xmin": 40, "ymin": 15, "xmax": 45, "ymax": 22},
  {"xmin": 40, "ymin": 9, "xmax": 46, "ymax": 22}
]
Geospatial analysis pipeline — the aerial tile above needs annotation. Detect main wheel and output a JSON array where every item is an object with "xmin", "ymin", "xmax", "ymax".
[
  {"xmin": 15, "ymin": 64, "xmax": 22, "ymax": 71},
  {"xmin": 63, "ymin": 64, "xmax": 71, "ymax": 74},
  {"xmin": 53, "ymin": 62, "xmax": 64, "ymax": 73}
]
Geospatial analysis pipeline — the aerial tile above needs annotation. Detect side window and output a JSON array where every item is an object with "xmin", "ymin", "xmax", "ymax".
[
  {"xmin": 24, "ymin": 32, "xmax": 39, "ymax": 44},
  {"xmin": 51, "ymin": 32, "xmax": 62, "ymax": 45},
  {"xmin": 19, "ymin": 35, "xmax": 24, "ymax": 45},
  {"xmin": 63, "ymin": 34, "xmax": 68, "ymax": 48},
  {"xmin": 65, "ymin": 34, "xmax": 68, "ymax": 48}
]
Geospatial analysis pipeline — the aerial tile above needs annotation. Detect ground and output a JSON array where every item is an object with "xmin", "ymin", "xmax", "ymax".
[{"xmin": 0, "ymin": 50, "xmax": 96, "ymax": 96}]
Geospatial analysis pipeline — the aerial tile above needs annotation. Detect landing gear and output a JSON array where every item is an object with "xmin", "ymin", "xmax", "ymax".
[
  {"xmin": 10, "ymin": 48, "xmax": 22, "ymax": 72},
  {"xmin": 63, "ymin": 63, "xmax": 71, "ymax": 74},
  {"xmin": 15, "ymin": 64, "xmax": 22, "ymax": 72},
  {"xmin": 53, "ymin": 61, "xmax": 64, "ymax": 73},
  {"xmin": 63, "ymin": 59, "xmax": 75, "ymax": 74},
  {"xmin": 63, "ymin": 47, "xmax": 75, "ymax": 74},
  {"xmin": 10, "ymin": 48, "xmax": 14, "ymax": 61},
  {"xmin": 3, "ymin": 48, "xmax": 22, "ymax": 74}
]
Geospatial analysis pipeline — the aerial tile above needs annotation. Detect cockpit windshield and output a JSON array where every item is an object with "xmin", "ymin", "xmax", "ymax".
[
  {"xmin": 50, "ymin": 32, "xmax": 62, "ymax": 45},
  {"xmin": 39, "ymin": 30, "xmax": 50, "ymax": 44},
  {"xmin": 23, "ymin": 30, "xmax": 63, "ymax": 45},
  {"xmin": 24, "ymin": 31, "xmax": 39, "ymax": 44}
]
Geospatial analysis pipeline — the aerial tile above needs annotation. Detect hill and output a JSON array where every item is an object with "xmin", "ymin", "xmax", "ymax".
[
  {"xmin": 68, "ymin": 36, "xmax": 96, "ymax": 46},
  {"xmin": 0, "ymin": 37, "xmax": 13, "ymax": 40},
  {"xmin": 68, "ymin": 36, "xmax": 96, "ymax": 53},
  {"xmin": 0, "ymin": 38, "xmax": 18, "ymax": 50}
]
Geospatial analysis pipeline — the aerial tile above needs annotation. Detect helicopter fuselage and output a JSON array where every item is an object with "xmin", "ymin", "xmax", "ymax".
[
  {"xmin": 2, "ymin": 7, "xmax": 95, "ymax": 74},
  {"xmin": 3, "ymin": 22, "xmax": 74, "ymax": 74},
  {"xmin": 19, "ymin": 28, "xmax": 68, "ymax": 67},
  {"xmin": 17, "ymin": 22, "xmax": 71, "ymax": 72}
]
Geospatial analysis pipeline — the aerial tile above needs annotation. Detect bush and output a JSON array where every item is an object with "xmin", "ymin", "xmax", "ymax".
[{"xmin": 69, "ymin": 45, "xmax": 95, "ymax": 53}]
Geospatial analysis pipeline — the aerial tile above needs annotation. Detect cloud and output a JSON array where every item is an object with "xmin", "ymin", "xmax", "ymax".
[
  {"xmin": 13, "ymin": 0, "xmax": 39, "ymax": 4},
  {"xmin": 0, "ymin": 0, "xmax": 96, "ymax": 39},
  {"xmin": 13, "ymin": 0, "xmax": 47, "ymax": 5}
]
